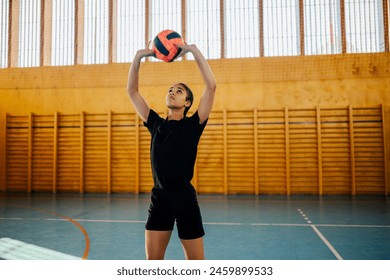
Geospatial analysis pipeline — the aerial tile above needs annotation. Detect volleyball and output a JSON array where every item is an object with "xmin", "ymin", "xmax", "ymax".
[{"xmin": 152, "ymin": 30, "xmax": 184, "ymax": 62}]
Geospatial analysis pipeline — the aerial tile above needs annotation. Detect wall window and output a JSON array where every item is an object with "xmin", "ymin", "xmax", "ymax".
[
  {"xmin": 116, "ymin": 0, "xmax": 145, "ymax": 63},
  {"xmin": 304, "ymin": 0, "xmax": 342, "ymax": 55},
  {"xmin": 84, "ymin": 0, "xmax": 109, "ymax": 64},
  {"xmin": 263, "ymin": 0, "xmax": 300, "ymax": 56},
  {"xmin": 186, "ymin": 0, "xmax": 221, "ymax": 59},
  {"xmin": 19, "ymin": 0, "xmax": 41, "ymax": 67},
  {"xmin": 52, "ymin": 0, "xmax": 75, "ymax": 66},
  {"xmin": 224, "ymin": 0, "xmax": 260, "ymax": 58},
  {"xmin": 345, "ymin": 0, "xmax": 385, "ymax": 53}
]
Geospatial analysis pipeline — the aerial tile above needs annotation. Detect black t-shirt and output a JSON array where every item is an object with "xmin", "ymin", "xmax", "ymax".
[{"xmin": 144, "ymin": 109, "xmax": 208, "ymax": 189}]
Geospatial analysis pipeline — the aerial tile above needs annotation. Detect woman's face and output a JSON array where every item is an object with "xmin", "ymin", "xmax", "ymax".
[{"xmin": 166, "ymin": 83, "xmax": 190, "ymax": 109}]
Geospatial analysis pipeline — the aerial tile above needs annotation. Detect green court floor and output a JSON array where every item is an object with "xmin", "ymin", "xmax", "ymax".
[{"xmin": 1, "ymin": 193, "xmax": 389, "ymax": 260}]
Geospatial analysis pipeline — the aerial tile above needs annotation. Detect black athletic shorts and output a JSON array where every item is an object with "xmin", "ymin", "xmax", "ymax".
[{"xmin": 145, "ymin": 184, "xmax": 205, "ymax": 240}]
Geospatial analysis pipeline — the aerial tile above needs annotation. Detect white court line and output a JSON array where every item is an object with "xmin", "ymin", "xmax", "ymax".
[
  {"xmin": 251, "ymin": 223, "xmax": 390, "ymax": 228},
  {"xmin": 311, "ymin": 224, "xmax": 390, "ymax": 228},
  {"xmin": 297, "ymin": 208, "xmax": 343, "ymax": 260},
  {"xmin": 311, "ymin": 225, "xmax": 343, "ymax": 260}
]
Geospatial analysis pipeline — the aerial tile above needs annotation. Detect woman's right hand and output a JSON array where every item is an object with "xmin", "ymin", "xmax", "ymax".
[
  {"xmin": 135, "ymin": 41, "xmax": 155, "ymax": 59},
  {"xmin": 135, "ymin": 48, "xmax": 155, "ymax": 59}
]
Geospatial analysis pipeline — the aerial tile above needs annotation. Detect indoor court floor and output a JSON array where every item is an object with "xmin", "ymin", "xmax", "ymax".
[{"xmin": 0, "ymin": 192, "xmax": 389, "ymax": 260}]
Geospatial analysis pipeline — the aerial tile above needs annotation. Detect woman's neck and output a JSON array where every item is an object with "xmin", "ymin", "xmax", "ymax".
[{"xmin": 167, "ymin": 108, "xmax": 185, "ymax": 121}]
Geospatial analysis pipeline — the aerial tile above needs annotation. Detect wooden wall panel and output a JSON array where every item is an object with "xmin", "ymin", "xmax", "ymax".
[
  {"xmin": 227, "ymin": 111, "xmax": 255, "ymax": 194},
  {"xmin": 256, "ymin": 109, "xmax": 286, "ymax": 194},
  {"xmin": 320, "ymin": 108, "xmax": 351, "ymax": 194},
  {"xmin": 57, "ymin": 113, "xmax": 81, "ymax": 192},
  {"xmin": 288, "ymin": 109, "xmax": 319, "ymax": 194},
  {"xmin": 352, "ymin": 107, "xmax": 386, "ymax": 194},
  {"xmin": 111, "ymin": 113, "xmax": 137, "ymax": 193},
  {"xmin": 197, "ymin": 111, "xmax": 225, "ymax": 194},
  {"xmin": 31, "ymin": 114, "xmax": 54, "ymax": 192},
  {"xmin": 5, "ymin": 115, "xmax": 29, "ymax": 192},
  {"xmin": 83, "ymin": 113, "xmax": 108, "ymax": 192}
]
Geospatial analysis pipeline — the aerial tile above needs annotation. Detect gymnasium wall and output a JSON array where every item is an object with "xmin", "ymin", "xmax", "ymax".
[{"xmin": 0, "ymin": 53, "xmax": 389, "ymax": 195}]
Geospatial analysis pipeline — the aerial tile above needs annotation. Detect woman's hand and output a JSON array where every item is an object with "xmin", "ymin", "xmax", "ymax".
[
  {"xmin": 135, "ymin": 48, "xmax": 155, "ymax": 60},
  {"xmin": 135, "ymin": 41, "xmax": 155, "ymax": 60},
  {"xmin": 174, "ymin": 43, "xmax": 198, "ymax": 59}
]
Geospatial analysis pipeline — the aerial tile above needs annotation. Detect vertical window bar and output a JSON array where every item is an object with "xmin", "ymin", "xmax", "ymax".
[
  {"xmin": 40, "ymin": 0, "xmax": 44, "ymax": 66},
  {"xmin": 0, "ymin": 0, "xmax": 9, "ymax": 68},
  {"xmin": 103, "ymin": 0, "xmax": 107, "ymax": 62},
  {"xmin": 383, "ymin": 0, "xmax": 389, "ymax": 52},
  {"xmin": 61, "ymin": 0, "xmax": 64, "ymax": 64},
  {"xmin": 65, "ymin": 0, "xmax": 68, "ymax": 64},
  {"xmin": 367, "ymin": 0, "xmax": 371, "ymax": 51},
  {"xmin": 74, "ymin": 0, "xmax": 78, "ymax": 64},
  {"xmin": 109, "ymin": 0, "xmax": 114, "ymax": 63},
  {"xmin": 181, "ymin": 0, "xmax": 186, "ymax": 43},
  {"xmin": 299, "ymin": 0, "xmax": 304, "ymax": 55},
  {"xmin": 69, "ymin": 0, "xmax": 75, "ymax": 64},
  {"xmin": 53, "ymin": 0, "xmax": 59, "ymax": 65},
  {"xmin": 376, "ymin": 0, "xmax": 386, "ymax": 51},
  {"xmin": 86, "ymin": 0, "xmax": 91, "ymax": 63},
  {"xmin": 34, "ymin": 0, "xmax": 38, "ymax": 65},
  {"xmin": 30, "ymin": 0, "xmax": 34, "ymax": 65},
  {"xmin": 285, "ymin": 0, "xmax": 289, "ymax": 53},
  {"xmin": 145, "ymin": 0, "xmax": 149, "ymax": 53},
  {"xmin": 220, "ymin": 0, "xmax": 224, "ymax": 58},
  {"xmin": 340, "ymin": 0, "xmax": 347, "ymax": 53},
  {"xmin": 87, "ymin": 0, "xmax": 91, "ymax": 63},
  {"xmin": 53, "ymin": 0, "xmax": 57, "ymax": 65},
  {"xmin": 19, "ymin": 0, "xmax": 24, "ymax": 65},
  {"xmin": 117, "ymin": 0, "xmax": 122, "ymax": 61},
  {"xmin": 35, "ymin": 0, "xmax": 41, "ymax": 67},
  {"xmin": 18, "ymin": 0, "xmax": 22, "ymax": 65},
  {"xmin": 259, "ymin": 0, "xmax": 264, "ymax": 57},
  {"xmin": 100, "ymin": 0, "xmax": 103, "ymax": 61},
  {"xmin": 67, "ymin": 0, "xmax": 72, "ymax": 64},
  {"xmin": 25, "ymin": 0, "xmax": 29, "ymax": 65},
  {"xmin": 328, "ymin": 1, "xmax": 332, "ymax": 53},
  {"xmin": 282, "ymin": 0, "xmax": 287, "ymax": 53},
  {"xmin": 97, "ymin": 0, "xmax": 100, "ymax": 62}
]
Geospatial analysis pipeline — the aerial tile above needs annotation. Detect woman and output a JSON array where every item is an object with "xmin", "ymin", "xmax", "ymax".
[{"xmin": 127, "ymin": 43, "xmax": 216, "ymax": 260}]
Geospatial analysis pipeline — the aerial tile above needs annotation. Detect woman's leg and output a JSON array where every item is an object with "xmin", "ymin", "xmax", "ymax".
[
  {"xmin": 180, "ymin": 237, "xmax": 204, "ymax": 260},
  {"xmin": 145, "ymin": 230, "xmax": 172, "ymax": 260}
]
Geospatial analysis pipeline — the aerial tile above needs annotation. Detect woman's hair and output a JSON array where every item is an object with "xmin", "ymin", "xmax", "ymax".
[{"xmin": 178, "ymin": 83, "xmax": 193, "ymax": 117}]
